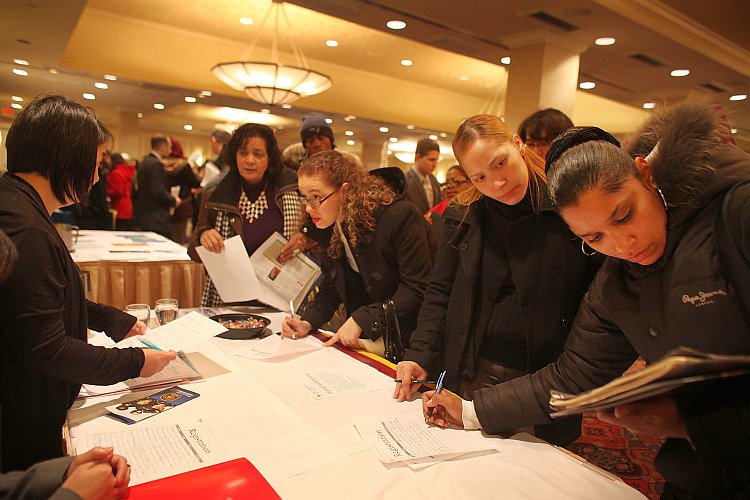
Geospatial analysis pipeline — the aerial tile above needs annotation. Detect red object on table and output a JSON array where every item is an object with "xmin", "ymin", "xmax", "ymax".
[{"xmin": 128, "ymin": 457, "xmax": 280, "ymax": 499}]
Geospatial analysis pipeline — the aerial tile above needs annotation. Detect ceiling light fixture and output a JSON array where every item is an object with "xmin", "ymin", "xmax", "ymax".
[
  {"xmin": 212, "ymin": 1, "xmax": 332, "ymax": 106},
  {"xmin": 13, "ymin": 59, "xmax": 29, "ymax": 65},
  {"xmin": 154, "ymin": 103, "xmax": 165, "ymax": 110},
  {"xmin": 643, "ymin": 102, "xmax": 656, "ymax": 109},
  {"xmin": 345, "ymin": 130, "xmax": 354, "ymax": 136},
  {"xmin": 104, "ymin": 74, "xmax": 117, "ymax": 81},
  {"xmin": 406, "ymin": 124, "xmax": 415, "ymax": 130},
  {"xmin": 281, "ymin": 103, "xmax": 292, "ymax": 109},
  {"xmin": 12, "ymin": 69, "xmax": 28, "ymax": 76},
  {"xmin": 579, "ymin": 81, "xmax": 596, "ymax": 89},
  {"xmin": 731, "ymin": 128, "xmax": 738, "ymax": 134},
  {"xmin": 729, "ymin": 94, "xmax": 747, "ymax": 101},
  {"xmin": 11, "ymin": 103, "xmax": 22, "ymax": 110},
  {"xmin": 347, "ymin": 140, "xmax": 355, "ymax": 146},
  {"xmin": 185, "ymin": 96, "xmax": 197, "ymax": 103},
  {"xmin": 428, "ymin": 134, "xmax": 438, "ymax": 140},
  {"xmin": 400, "ymin": 59, "xmax": 413, "ymax": 67},
  {"xmin": 137, "ymin": 113, "xmax": 143, "ymax": 118},
  {"xmin": 325, "ymin": 40, "xmax": 338, "ymax": 47},
  {"xmin": 325, "ymin": 118, "xmax": 333, "ymax": 124},
  {"xmin": 440, "ymin": 132, "xmax": 447, "ymax": 138},
  {"xmin": 459, "ymin": 75, "xmax": 469, "ymax": 81},
  {"xmin": 670, "ymin": 69, "xmax": 690, "ymax": 77},
  {"xmin": 500, "ymin": 56, "xmax": 511, "ymax": 65},
  {"xmin": 389, "ymin": 137, "xmax": 398, "ymax": 143},
  {"xmin": 11, "ymin": 96, "xmax": 23, "ymax": 102},
  {"xmin": 82, "ymin": 93, "xmax": 95, "ymax": 100},
  {"xmin": 94, "ymin": 82, "xmax": 108, "ymax": 89},
  {"xmin": 184, "ymin": 124, "xmax": 193, "ymax": 131},
  {"xmin": 199, "ymin": 90, "xmax": 212, "ymax": 97},
  {"xmin": 595, "ymin": 37, "xmax": 616, "ymax": 46},
  {"xmin": 379, "ymin": 126, "xmax": 389, "ymax": 133},
  {"xmin": 240, "ymin": 17, "xmax": 253, "ymax": 25},
  {"xmin": 386, "ymin": 20, "xmax": 406, "ymax": 30}
]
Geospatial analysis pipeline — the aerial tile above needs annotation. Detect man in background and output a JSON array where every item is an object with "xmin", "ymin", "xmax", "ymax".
[
  {"xmin": 134, "ymin": 135, "xmax": 179, "ymax": 238},
  {"xmin": 405, "ymin": 137, "xmax": 444, "ymax": 214}
]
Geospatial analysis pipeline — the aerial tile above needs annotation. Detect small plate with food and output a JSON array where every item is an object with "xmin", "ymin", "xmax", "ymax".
[{"xmin": 211, "ymin": 313, "xmax": 272, "ymax": 340}]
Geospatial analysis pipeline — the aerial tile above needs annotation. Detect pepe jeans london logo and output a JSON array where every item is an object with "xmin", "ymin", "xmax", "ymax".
[{"xmin": 681, "ymin": 288, "xmax": 727, "ymax": 308}]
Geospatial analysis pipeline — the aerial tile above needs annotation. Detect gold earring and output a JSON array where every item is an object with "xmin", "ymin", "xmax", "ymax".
[{"xmin": 581, "ymin": 240, "xmax": 597, "ymax": 256}]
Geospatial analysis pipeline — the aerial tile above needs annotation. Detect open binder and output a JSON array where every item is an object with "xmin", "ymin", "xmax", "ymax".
[
  {"xmin": 549, "ymin": 347, "xmax": 750, "ymax": 417},
  {"xmin": 128, "ymin": 457, "xmax": 280, "ymax": 499}
]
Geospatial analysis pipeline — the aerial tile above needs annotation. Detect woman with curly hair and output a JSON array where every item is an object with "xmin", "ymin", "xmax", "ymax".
[
  {"xmin": 394, "ymin": 114, "xmax": 601, "ymax": 446},
  {"xmin": 281, "ymin": 151, "xmax": 433, "ymax": 349}
]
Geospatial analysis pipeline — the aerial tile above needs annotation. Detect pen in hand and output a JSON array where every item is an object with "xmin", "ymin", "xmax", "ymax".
[
  {"xmin": 394, "ymin": 379, "xmax": 438, "ymax": 385},
  {"xmin": 139, "ymin": 338, "xmax": 164, "ymax": 351},
  {"xmin": 289, "ymin": 299, "xmax": 298, "ymax": 340},
  {"xmin": 426, "ymin": 370, "xmax": 447, "ymax": 419}
]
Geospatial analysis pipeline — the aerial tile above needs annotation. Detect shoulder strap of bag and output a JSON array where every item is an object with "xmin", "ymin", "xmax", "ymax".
[{"xmin": 714, "ymin": 181, "xmax": 750, "ymax": 323}]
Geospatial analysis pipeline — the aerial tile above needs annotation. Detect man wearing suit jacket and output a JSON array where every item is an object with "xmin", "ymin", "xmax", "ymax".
[
  {"xmin": 134, "ymin": 135, "xmax": 179, "ymax": 238},
  {"xmin": 405, "ymin": 138, "xmax": 444, "ymax": 214}
]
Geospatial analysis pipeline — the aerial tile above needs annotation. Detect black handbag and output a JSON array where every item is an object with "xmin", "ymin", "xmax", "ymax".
[{"xmin": 381, "ymin": 299, "xmax": 405, "ymax": 364}]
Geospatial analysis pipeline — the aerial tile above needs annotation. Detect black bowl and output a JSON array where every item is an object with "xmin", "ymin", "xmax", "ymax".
[{"xmin": 211, "ymin": 313, "xmax": 271, "ymax": 340}]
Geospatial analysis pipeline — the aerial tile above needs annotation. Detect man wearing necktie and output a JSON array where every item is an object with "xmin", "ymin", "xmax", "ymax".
[{"xmin": 405, "ymin": 138, "xmax": 444, "ymax": 214}]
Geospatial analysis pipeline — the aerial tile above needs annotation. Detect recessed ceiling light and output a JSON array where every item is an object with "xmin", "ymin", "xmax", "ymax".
[
  {"xmin": 153, "ymin": 103, "xmax": 165, "ymax": 110},
  {"xmin": 240, "ymin": 17, "xmax": 253, "ymax": 25},
  {"xmin": 48, "ymin": 68, "xmax": 58, "ymax": 74},
  {"xmin": 729, "ymin": 94, "xmax": 747, "ymax": 101},
  {"xmin": 387, "ymin": 150, "xmax": 393, "ymax": 155},
  {"xmin": 389, "ymin": 137, "xmax": 398, "ymax": 143},
  {"xmin": 400, "ymin": 59, "xmax": 413, "ymax": 67},
  {"xmin": 379, "ymin": 126, "xmax": 389, "ymax": 133},
  {"xmin": 11, "ymin": 96, "xmax": 23, "ymax": 102},
  {"xmin": 11, "ymin": 103, "xmax": 22, "ymax": 110},
  {"xmin": 325, "ymin": 40, "xmax": 338, "ymax": 47},
  {"xmin": 500, "ymin": 56, "xmax": 511, "ymax": 65},
  {"xmin": 184, "ymin": 124, "xmax": 193, "ymax": 131},
  {"xmin": 94, "ymin": 82, "xmax": 108, "ymax": 89},
  {"xmin": 345, "ymin": 130, "xmax": 354, "ymax": 136},
  {"xmin": 459, "ymin": 75, "xmax": 469, "ymax": 81},
  {"xmin": 386, "ymin": 20, "xmax": 406, "ymax": 30},
  {"xmin": 670, "ymin": 69, "xmax": 690, "ymax": 77},
  {"xmin": 440, "ymin": 132, "xmax": 447, "ymax": 138},
  {"xmin": 104, "ymin": 74, "xmax": 117, "ymax": 81},
  {"xmin": 579, "ymin": 81, "xmax": 596, "ymax": 90},
  {"xmin": 13, "ymin": 59, "xmax": 29, "ymax": 66},
  {"xmin": 347, "ymin": 140, "xmax": 355, "ymax": 146},
  {"xmin": 137, "ymin": 113, "xmax": 143, "ymax": 118},
  {"xmin": 325, "ymin": 118, "xmax": 333, "ymax": 124},
  {"xmin": 428, "ymin": 134, "xmax": 438, "ymax": 140},
  {"xmin": 406, "ymin": 124, "xmax": 415, "ymax": 130},
  {"xmin": 199, "ymin": 90, "xmax": 212, "ymax": 97},
  {"xmin": 261, "ymin": 108, "xmax": 270, "ymax": 114},
  {"xmin": 12, "ymin": 69, "xmax": 28, "ymax": 77},
  {"xmin": 281, "ymin": 103, "xmax": 292, "ymax": 109},
  {"xmin": 643, "ymin": 102, "xmax": 656, "ymax": 109},
  {"xmin": 344, "ymin": 115, "xmax": 356, "ymax": 121},
  {"xmin": 595, "ymin": 37, "xmax": 616, "ymax": 46},
  {"xmin": 185, "ymin": 96, "xmax": 197, "ymax": 103},
  {"xmin": 731, "ymin": 128, "xmax": 738, "ymax": 134},
  {"xmin": 82, "ymin": 93, "xmax": 96, "ymax": 100}
]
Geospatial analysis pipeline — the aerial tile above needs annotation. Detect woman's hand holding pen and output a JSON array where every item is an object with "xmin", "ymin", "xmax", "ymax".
[
  {"xmin": 393, "ymin": 361, "xmax": 428, "ymax": 401},
  {"xmin": 423, "ymin": 390, "xmax": 464, "ymax": 428},
  {"xmin": 139, "ymin": 349, "xmax": 177, "ymax": 377},
  {"xmin": 281, "ymin": 316, "xmax": 312, "ymax": 340}
]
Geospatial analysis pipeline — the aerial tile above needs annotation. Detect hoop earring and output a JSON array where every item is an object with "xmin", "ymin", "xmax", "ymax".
[
  {"xmin": 581, "ymin": 240, "xmax": 597, "ymax": 256},
  {"xmin": 656, "ymin": 188, "xmax": 668, "ymax": 210}
]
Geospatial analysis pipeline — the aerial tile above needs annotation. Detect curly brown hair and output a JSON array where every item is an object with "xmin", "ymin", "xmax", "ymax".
[{"xmin": 299, "ymin": 151, "xmax": 395, "ymax": 259}]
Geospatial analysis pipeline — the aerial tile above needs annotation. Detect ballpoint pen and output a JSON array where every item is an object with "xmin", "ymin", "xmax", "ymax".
[
  {"xmin": 289, "ymin": 299, "xmax": 297, "ymax": 340},
  {"xmin": 426, "ymin": 370, "xmax": 446, "ymax": 419},
  {"xmin": 139, "ymin": 338, "xmax": 164, "ymax": 351},
  {"xmin": 393, "ymin": 379, "xmax": 438, "ymax": 384}
]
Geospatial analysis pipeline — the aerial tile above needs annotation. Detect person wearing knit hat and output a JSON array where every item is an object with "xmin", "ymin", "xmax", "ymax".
[{"xmin": 300, "ymin": 112, "xmax": 336, "ymax": 154}]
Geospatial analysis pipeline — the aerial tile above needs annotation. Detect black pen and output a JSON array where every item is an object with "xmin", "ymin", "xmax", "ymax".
[
  {"xmin": 426, "ymin": 370, "xmax": 447, "ymax": 418},
  {"xmin": 393, "ymin": 379, "xmax": 437, "ymax": 384}
]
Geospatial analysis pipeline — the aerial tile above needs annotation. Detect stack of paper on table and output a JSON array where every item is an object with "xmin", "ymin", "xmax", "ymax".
[
  {"xmin": 196, "ymin": 233, "xmax": 321, "ymax": 311},
  {"xmin": 549, "ymin": 347, "xmax": 750, "ymax": 417}
]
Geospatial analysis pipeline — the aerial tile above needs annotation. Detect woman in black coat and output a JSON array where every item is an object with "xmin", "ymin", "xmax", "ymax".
[
  {"xmin": 395, "ymin": 114, "xmax": 599, "ymax": 446},
  {"xmin": 281, "ymin": 151, "xmax": 433, "ymax": 350}
]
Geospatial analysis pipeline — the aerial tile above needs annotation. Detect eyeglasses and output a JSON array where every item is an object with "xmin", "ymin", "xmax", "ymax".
[
  {"xmin": 442, "ymin": 179, "xmax": 470, "ymax": 187},
  {"xmin": 299, "ymin": 187, "xmax": 339, "ymax": 208}
]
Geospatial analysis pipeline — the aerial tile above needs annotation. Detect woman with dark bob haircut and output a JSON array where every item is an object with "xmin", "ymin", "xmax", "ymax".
[
  {"xmin": 423, "ymin": 101, "xmax": 750, "ymax": 497},
  {"xmin": 0, "ymin": 95, "xmax": 176, "ymax": 472},
  {"xmin": 188, "ymin": 123, "xmax": 306, "ymax": 306}
]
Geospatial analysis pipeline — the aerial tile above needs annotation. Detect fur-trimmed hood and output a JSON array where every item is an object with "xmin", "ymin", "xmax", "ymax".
[{"xmin": 625, "ymin": 101, "xmax": 750, "ymax": 225}]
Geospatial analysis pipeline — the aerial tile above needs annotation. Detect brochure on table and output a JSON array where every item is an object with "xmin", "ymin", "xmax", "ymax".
[{"xmin": 196, "ymin": 233, "xmax": 321, "ymax": 311}]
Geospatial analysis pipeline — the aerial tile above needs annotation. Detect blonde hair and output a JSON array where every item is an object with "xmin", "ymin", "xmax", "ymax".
[
  {"xmin": 451, "ymin": 114, "xmax": 547, "ymax": 211},
  {"xmin": 299, "ymin": 151, "xmax": 395, "ymax": 259}
]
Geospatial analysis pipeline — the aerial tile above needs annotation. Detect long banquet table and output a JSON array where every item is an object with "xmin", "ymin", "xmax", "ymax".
[
  {"xmin": 72, "ymin": 230, "xmax": 204, "ymax": 309},
  {"xmin": 66, "ymin": 308, "xmax": 646, "ymax": 499}
]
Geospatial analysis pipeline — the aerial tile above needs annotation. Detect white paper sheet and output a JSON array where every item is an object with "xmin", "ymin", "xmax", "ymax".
[
  {"xmin": 228, "ymin": 333, "xmax": 322, "ymax": 361},
  {"xmin": 195, "ymin": 236, "xmax": 265, "ymax": 304},
  {"xmin": 82, "ymin": 353, "xmax": 201, "ymax": 396},
  {"xmin": 300, "ymin": 365, "xmax": 393, "ymax": 399},
  {"xmin": 116, "ymin": 311, "xmax": 227, "ymax": 352},
  {"xmin": 77, "ymin": 421, "xmax": 231, "ymax": 486},
  {"xmin": 352, "ymin": 416, "xmax": 498, "ymax": 464}
]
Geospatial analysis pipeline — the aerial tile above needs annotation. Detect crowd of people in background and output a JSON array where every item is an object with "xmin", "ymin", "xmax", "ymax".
[{"xmin": 2, "ymin": 93, "xmax": 749, "ymax": 499}]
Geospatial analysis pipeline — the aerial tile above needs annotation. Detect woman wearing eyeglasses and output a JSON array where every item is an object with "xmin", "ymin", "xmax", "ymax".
[
  {"xmin": 188, "ymin": 123, "xmax": 305, "ymax": 307},
  {"xmin": 281, "ymin": 151, "xmax": 433, "ymax": 349}
]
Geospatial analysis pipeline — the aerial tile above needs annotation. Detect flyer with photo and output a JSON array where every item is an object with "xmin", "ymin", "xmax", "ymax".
[{"xmin": 106, "ymin": 386, "xmax": 200, "ymax": 424}]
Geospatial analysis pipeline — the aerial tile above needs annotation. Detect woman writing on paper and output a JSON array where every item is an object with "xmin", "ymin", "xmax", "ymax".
[
  {"xmin": 393, "ymin": 114, "xmax": 601, "ymax": 446},
  {"xmin": 188, "ymin": 123, "xmax": 305, "ymax": 307},
  {"xmin": 0, "ymin": 95, "xmax": 176, "ymax": 472},
  {"xmin": 281, "ymin": 151, "xmax": 433, "ymax": 349},
  {"xmin": 423, "ymin": 102, "xmax": 750, "ymax": 497}
]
